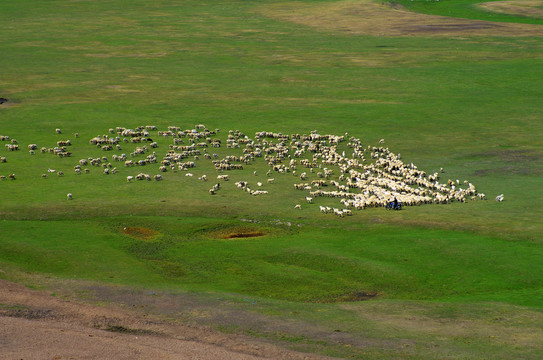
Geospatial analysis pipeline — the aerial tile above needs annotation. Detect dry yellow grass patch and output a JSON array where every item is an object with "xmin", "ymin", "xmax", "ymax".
[
  {"xmin": 256, "ymin": 0, "xmax": 543, "ymax": 37},
  {"xmin": 105, "ymin": 85, "xmax": 141, "ymax": 93},
  {"xmin": 479, "ymin": 1, "xmax": 543, "ymax": 18}
]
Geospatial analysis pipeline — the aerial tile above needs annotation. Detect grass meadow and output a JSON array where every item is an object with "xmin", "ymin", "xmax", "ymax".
[{"xmin": 1, "ymin": 0, "xmax": 543, "ymax": 358}]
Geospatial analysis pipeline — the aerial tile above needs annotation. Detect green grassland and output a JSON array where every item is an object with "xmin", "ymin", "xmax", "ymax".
[{"xmin": 1, "ymin": 0, "xmax": 543, "ymax": 358}]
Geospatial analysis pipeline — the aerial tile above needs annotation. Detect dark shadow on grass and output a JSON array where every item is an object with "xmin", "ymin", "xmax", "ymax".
[{"xmin": 315, "ymin": 291, "xmax": 379, "ymax": 303}]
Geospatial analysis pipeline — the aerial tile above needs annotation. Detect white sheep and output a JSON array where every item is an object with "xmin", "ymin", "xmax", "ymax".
[
  {"xmin": 294, "ymin": 204, "xmax": 302, "ymax": 209},
  {"xmin": 67, "ymin": 193, "xmax": 72, "ymax": 200},
  {"xmin": 496, "ymin": 194, "xmax": 504, "ymax": 202}
]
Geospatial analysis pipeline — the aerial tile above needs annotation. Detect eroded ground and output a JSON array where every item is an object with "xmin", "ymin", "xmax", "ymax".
[{"xmin": 0, "ymin": 279, "xmax": 334, "ymax": 360}]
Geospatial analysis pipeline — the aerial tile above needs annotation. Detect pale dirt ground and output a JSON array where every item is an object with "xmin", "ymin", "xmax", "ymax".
[
  {"xmin": 0, "ymin": 279, "xmax": 334, "ymax": 360},
  {"xmin": 256, "ymin": 0, "xmax": 543, "ymax": 37},
  {"xmin": 478, "ymin": 1, "xmax": 543, "ymax": 19}
]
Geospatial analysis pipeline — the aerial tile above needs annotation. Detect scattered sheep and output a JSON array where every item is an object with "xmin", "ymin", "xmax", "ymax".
[{"xmin": 0, "ymin": 124, "xmax": 484, "ymax": 215}]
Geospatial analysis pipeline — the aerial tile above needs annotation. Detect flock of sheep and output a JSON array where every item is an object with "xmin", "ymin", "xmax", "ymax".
[{"xmin": 1, "ymin": 124, "xmax": 502, "ymax": 214}]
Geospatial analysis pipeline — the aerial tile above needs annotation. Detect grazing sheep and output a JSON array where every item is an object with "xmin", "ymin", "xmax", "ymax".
[
  {"xmin": 67, "ymin": 193, "xmax": 72, "ymax": 200},
  {"xmin": 56, "ymin": 128, "xmax": 62, "ymax": 134},
  {"xmin": 154, "ymin": 174, "xmax": 163, "ymax": 181},
  {"xmin": 126, "ymin": 176, "xmax": 134, "ymax": 182},
  {"xmin": 294, "ymin": 204, "xmax": 302, "ymax": 209},
  {"xmin": 8, "ymin": 174, "xmax": 16, "ymax": 180},
  {"xmin": 496, "ymin": 194, "xmax": 504, "ymax": 202},
  {"xmin": 0, "ymin": 157, "xmax": 6, "ymax": 163},
  {"xmin": 31, "ymin": 125, "xmax": 478, "ymax": 216}
]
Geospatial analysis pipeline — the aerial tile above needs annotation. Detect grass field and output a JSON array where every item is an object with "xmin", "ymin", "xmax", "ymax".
[{"xmin": 1, "ymin": 0, "xmax": 543, "ymax": 358}]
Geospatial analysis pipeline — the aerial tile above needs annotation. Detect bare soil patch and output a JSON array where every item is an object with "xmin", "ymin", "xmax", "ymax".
[
  {"xmin": 479, "ymin": 1, "xmax": 543, "ymax": 19},
  {"xmin": 211, "ymin": 227, "xmax": 267, "ymax": 239},
  {"xmin": 0, "ymin": 279, "xmax": 335, "ymax": 360},
  {"xmin": 316, "ymin": 291, "xmax": 379, "ymax": 303},
  {"xmin": 257, "ymin": 0, "xmax": 543, "ymax": 37},
  {"xmin": 224, "ymin": 231, "xmax": 266, "ymax": 239}
]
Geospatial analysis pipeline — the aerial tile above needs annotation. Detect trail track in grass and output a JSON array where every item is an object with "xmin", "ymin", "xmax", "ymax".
[{"xmin": 257, "ymin": 0, "xmax": 543, "ymax": 37}]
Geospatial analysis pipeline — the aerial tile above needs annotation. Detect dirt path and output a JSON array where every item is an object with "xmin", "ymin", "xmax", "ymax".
[{"xmin": 0, "ymin": 279, "xmax": 332, "ymax": 360}]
